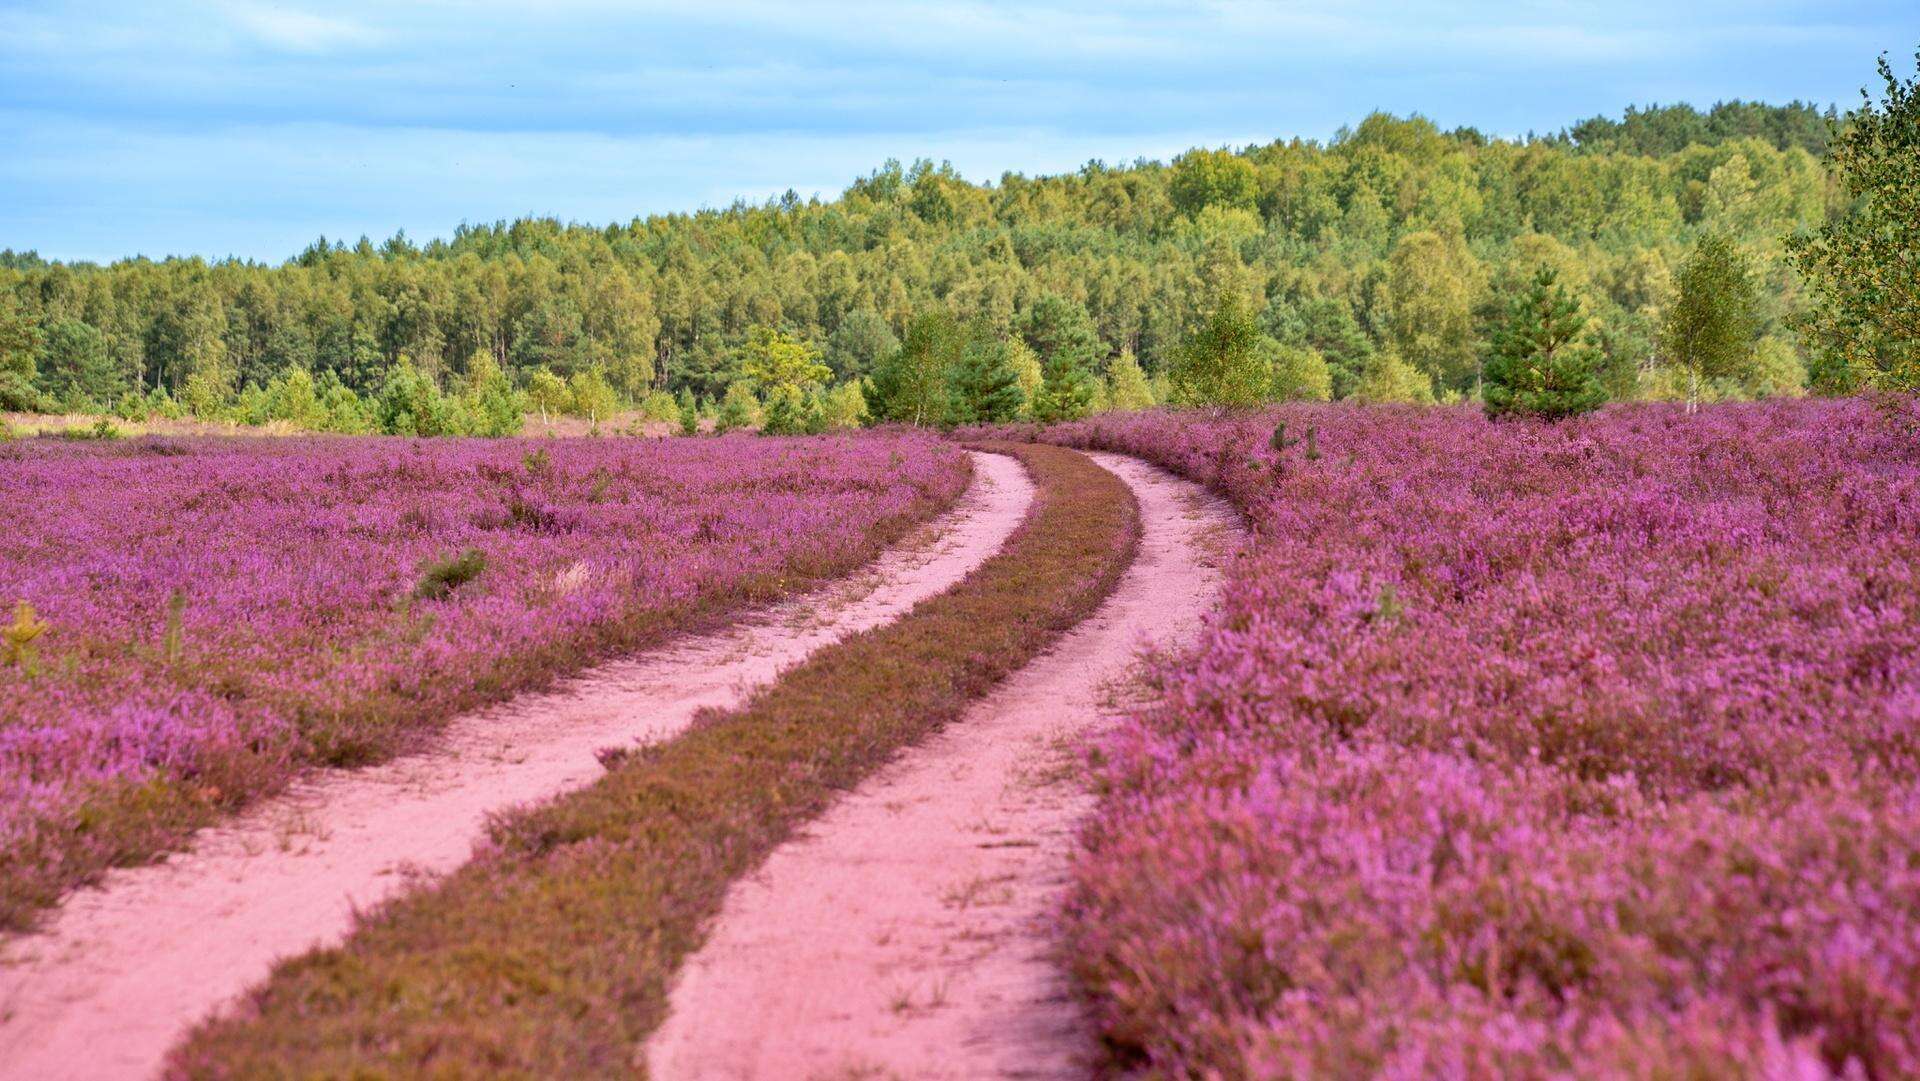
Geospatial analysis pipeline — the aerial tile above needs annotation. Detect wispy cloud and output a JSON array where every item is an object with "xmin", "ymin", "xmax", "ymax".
[
  {"xmin": 1, "ymin": 0, "xmax": 1915, "ymax": 260},
  {"xmin": 222, "ymin": 4, "xmax": 383, "ymax": 53}
]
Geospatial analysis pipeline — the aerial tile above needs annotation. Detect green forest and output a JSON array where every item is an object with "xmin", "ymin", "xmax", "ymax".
[{"xmin": 0, "ymin": 98, "xmax": 1887, "ymax": 433}]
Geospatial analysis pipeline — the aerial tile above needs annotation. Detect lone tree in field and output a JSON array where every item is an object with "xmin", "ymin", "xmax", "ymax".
[
  {"xmin": 1660, "ymin": 233, "xmax": 1759, "ymax": 413},
  {"xmin": 1170, "ymin": 292, "xmax": 1269, "ymax": 408},
  {"xmin": 1483, "ymin": 267, "xmax": 1607, "ymax": 420},
  {"xmin": 1788, "ymin": 49, "xmax": 1920, "ymax": 392}
]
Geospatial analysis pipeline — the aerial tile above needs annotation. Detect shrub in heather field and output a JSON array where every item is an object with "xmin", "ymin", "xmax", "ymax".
[
  {"xmin": 0, "ymin": 433, "xmax": 966, "ymax": 928},
  {"xmin": 1038, "ymin": 399, "xmax": 1920, "ymax": 1078}
]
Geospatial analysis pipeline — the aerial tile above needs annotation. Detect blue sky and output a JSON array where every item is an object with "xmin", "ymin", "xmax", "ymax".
[{"xmin": 3, "ymin": 1, "xmax": 1916, "ymax": 264}]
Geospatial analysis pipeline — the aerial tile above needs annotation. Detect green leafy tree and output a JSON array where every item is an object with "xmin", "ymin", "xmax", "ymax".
[
  {"xmin": 1169, "ymin": 148, "xmax": 1259, "ymax": 216},
  {"xmin": 948, "ymin": 324, "xmax": 1026, "ymax": 424},
  {"xmin": 524, "ymin": 368, "xmax": 571, "ymax": 429},
  {"xmin": 1106, "ymin": 350, "xmax": 1156, "ymax": 411},
  {"xmin": 821, "ymin": 381, "xmax": 869, "ymax": 430},
  {"xmin": 39, "ymin": 319, "xmax": 121, "ymax": 407},
  {"xmin": 871, "ymin": 310, "xmax": 961, "ymax": 425},
  {"xmin": 567, "ymin": 367, "xmax": 618, "ymax": 428},
  {"xmin": 462, "ymin": 352, "xmax": 525, "ymax": 437},
  {"xmin": 0, "ymin": 299, "xmax": 45, "ymax": 412},
  {"xmin": 638, "ymin": 390, "xmax": 679, "ymax": 423},
  {"xmin": 739, "ymin": 326, "xmax": 831, "ymax": 397},
  {"xmin": 375, "ymin": 359, "xmax": 459, "ymax": 436},
  {"xmin": 1017, "ymin": 294, "xmax": 1101, "ymax": 379},
  {"xmin": 677, "ymin": 390, "xmax": 702, "ymax": 435},
  {"xmin": 715, "ymin": 381, "xmax": 759, "ymax": 433},
  {"xmin": 1788, "ymin": 50, "xmax": 1920, "ymax": 391},
  {"xmin": 1352, "ymin": 350, "xmax": 1437, "ymax": 404},
  {"xmin": 264, "ymin": 367, "xmax": 326, "ymax": 428},
  {"xmin": 1661, "ymin": 233, "xmax": 1760, "ymax": 413},
  {"xmin": 1263, "ymin": 340, "xmax": 1333, "ymax": 402},
  {"xmin": 1170, "ymin": 292, "xmax": 1269, "ymax": 407},
  {"xmin": 825, "ymin": 308, "xmax": 899, "ymax": 380},
  {"xmin": 1482, "ymin": 268, "xmax": 1607, "ymax": 420},
  {"xmin": 1386, "ymin": 230, "xmax": 1482, "ymax": 391}
]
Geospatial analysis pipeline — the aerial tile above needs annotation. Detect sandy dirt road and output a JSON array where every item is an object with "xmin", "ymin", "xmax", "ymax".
[
  {"xmin": 0, "ymin": 451, "xmax": 1034, "ymax": 1081},
  {"xmin": 647, "ymin": 452, "xmax": 1238, "ymax": 1081}
]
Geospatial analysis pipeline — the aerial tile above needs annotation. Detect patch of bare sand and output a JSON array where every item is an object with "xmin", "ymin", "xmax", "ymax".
[
  {"xmin": 0, "ymin": 452, "xmax": 1034, "ymax": 1081},
  {"xmin": 646, "ymin": 452, "xmax": 1240, "ymax": 1081}
]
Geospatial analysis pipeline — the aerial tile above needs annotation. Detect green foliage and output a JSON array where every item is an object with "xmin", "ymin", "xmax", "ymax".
[
  {"xmin": 460, "ymin": 353, "xmax": 525, "ymax": 437},
  {"xmin": 825, "ymin": 309, "xmax": 899, "ymax": 380},
  {"xmin": 0, "ymin": 101, "xmax": 1839, "ymax": 423},
  {"xmin": 1661, "ymin": 233, "xmax": 1761, "ymax": 408},
  {"xmin": 0, "ymin": 297, "xmax": 45, "ymax": 412},
  {"xmin": 871, "ymin": 310, "xmax": 961, "ymax": 426},
  {"xmin": 566, "ymin": 368, "xmax": 618, "ymax": 426},
  {"xmin": 38, "ymin": 319, "xmax": 121, "ymax": 407},
  {"xmin": 523, "ymin": 368, "xmax": 572, "ymax": 427},
  {"xmin": 948, "ymin": 323, "xmax": 1027, "ymax": 424},
  {"xmin": 1788, "ymin": 50, "xmax": 1920, "ymax": 392},
  {"xmin": 414, "ymin": 548, "xmax": 487, "ymax": 602},
  {"xmin": 820, "ymin": 381, "xmax": 869, "ymax": 430},
  {"xmin": 1031, "ymin": 345, "xmax": 1096, "ymax": 423},
  {"xmin": 714, "ymin": 381, "xmax": 759, "ymax": 433},
  {"xmin": 1106, "ymin": 350, "xmax": 1156, "ymax": 412},
  {"xmin": 1483, "ymin": 268, "xmax": 1607, "ymax": 420},
  {"xmin": 638, "ymin": 390, "xmax": 679, "ymax": 423},
  {"xmin": 1170, "ymin": 148, "xmax": 1259, "ymax": 216},
  {"xmin": 1263, "ymin": 340, "xmax": 1333, "ymax": 402},
  {"xmin": 1170, "ymin": 293, "xmax": 1269, "ymax": 408},
  {"xmin": 676, "ymin": 389, "xmax": 701, "ymax": 435},
  {"xmin": 1747, "ymin": 336, "xmax": 1809, "ymax": 398},
  {"xmin": 375, "ymin": 359, "xmax": 461, "ymax": 436},
  {"xmin": 740, "ymin": 326, "xmax": 830, "ymax": 395},
  {"xmin": 1352, "ymin": 351, "xmax": 1437, "ymax": 404}
]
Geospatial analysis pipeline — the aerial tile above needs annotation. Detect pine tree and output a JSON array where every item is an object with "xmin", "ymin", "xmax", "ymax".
[
  {"xmin": 1031, "ymin": 349, "xmax": 1096, "ymax": 423},
  {"xmin": 715, "ymin": 382, "xmax": 758, "ymax": 433},
  {"xmin": 676, "ymin": 389, "xmax": 701, "ymax": 435},
  {"xmin": 1483, "ymin": 267, "xmax": 1607, "ymax": 420},
  {"xmin": 948, "ymin": 326, "xmax": 1026, "ymax": 424}
]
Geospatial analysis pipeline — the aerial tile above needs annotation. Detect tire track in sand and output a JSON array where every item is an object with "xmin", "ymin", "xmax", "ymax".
[
  {"xmin": 646, "ymin": 452, "xmax": 1239, "ymax": 1081},
  {"xmin": 0, "ymin": 451, "xmax": 1034, "ymax": 1081}
]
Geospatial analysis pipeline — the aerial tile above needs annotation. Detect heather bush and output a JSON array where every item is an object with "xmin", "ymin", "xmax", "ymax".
[
  {"xmin": 1039, "ymin": 399, "xmax": 1920, "ymax": 1078},
  {"xmin": 0, "ymin": 433, "xmax": 967, "ymax": 927}
]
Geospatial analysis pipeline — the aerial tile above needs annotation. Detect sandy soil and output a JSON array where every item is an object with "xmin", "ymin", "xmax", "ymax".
[
  {"xmin": 646, "ymin": 452, "xmax": 1240, "ymax": 1081},
  {"xmin": 0, "ymin": 451, "xmax": 1034, "ymax": 1081}
]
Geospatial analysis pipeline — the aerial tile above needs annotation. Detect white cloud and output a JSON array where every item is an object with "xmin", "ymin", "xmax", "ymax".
[{"xmin": 223, "ymin": 4, "xmax": 382, "ymax": 53}]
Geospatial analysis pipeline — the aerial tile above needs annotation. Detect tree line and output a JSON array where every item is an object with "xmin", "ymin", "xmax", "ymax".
[{"xmin": 0, "ymin": 95, "xmax": 1901, "ymax": 435}]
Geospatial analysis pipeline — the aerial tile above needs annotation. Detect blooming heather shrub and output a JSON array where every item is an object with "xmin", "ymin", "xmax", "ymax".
[
  {"xmin": 1038, "ymin": 400, "xmax": 1920, "ymax": 1078},
  {"xmin": 0, "ymin": 432, "xmax": 966, "ymax": 927}
]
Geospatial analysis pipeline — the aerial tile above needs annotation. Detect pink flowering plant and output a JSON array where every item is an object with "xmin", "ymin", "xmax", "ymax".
[
  {"xmin": 1041, "ymin": 400, "xmax": 1920, "ymax": 1078},
  {"xmin": 0, "ymin": 433, "xmax": 966, "ymax": 929}
]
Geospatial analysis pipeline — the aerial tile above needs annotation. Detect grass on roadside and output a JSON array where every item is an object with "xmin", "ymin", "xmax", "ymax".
[{"xmin": 166, "ymin": 442, "xmax": 1140, "ymax": 1078}]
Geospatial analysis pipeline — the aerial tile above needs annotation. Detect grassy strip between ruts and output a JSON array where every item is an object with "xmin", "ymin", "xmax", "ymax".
[{"xmin": 165, "ymin": 442, "xmax": 1140, "ymax": 1079}]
